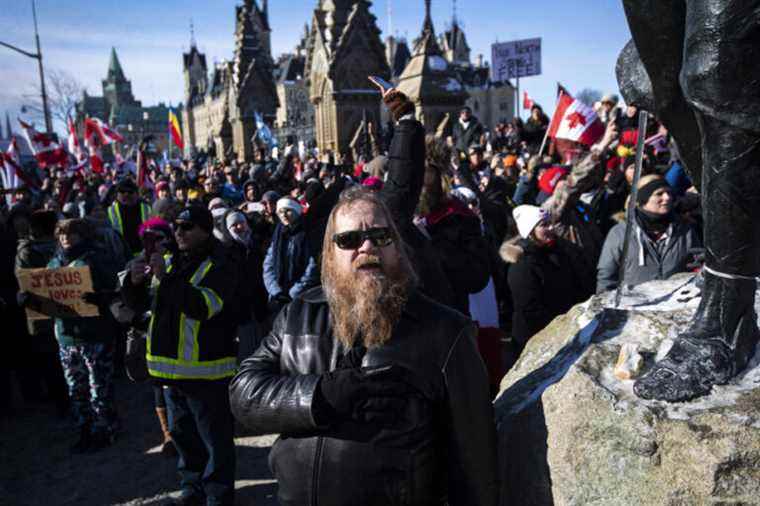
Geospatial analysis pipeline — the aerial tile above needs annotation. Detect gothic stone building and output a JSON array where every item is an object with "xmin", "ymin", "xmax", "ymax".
[
  {"xmin": 305, "ymin": 0, "xmax": 391, "ymax": 157},
  {"xmin": 182, "ymin": 0, "xmax": 279, "ymax": 162},
  {"xmin": 75, "ymin": 48, "xmax": 174, "ymax": 155},
  {"xmin": 273, "ymin": 25, "xmax": 316, "ymax": 146}
]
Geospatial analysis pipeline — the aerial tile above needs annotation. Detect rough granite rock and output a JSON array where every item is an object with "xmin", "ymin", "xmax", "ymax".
[{"xmin": 495, "ymin": 274, "xmax": 760, "ymax": 506}]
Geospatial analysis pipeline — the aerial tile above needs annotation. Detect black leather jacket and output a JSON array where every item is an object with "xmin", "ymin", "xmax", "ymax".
[{"xmin": 229, "ymin": 286, "xmax": 498, "ymax": 506}]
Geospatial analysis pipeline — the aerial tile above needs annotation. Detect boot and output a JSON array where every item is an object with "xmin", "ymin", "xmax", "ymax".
[
  {"xmin": 156, "ymin": 407, "xmax": 176, "ymax": 457},
  {"xmin": 634, "ymin": 272, "xmax": 759, "ymax": 402}
]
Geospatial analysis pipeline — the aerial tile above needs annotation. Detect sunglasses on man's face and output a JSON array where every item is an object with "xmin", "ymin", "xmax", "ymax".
[
  {"xmin": 333, "ymin": 227, "xmax": 393, "ymax": 250},
  {"xmin": 174, "ymin": 221, "xmax": 197, "ymax": 233}
]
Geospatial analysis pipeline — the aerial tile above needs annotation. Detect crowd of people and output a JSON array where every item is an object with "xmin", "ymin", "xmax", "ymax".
[{"xmin": 0, "ymin": 87, "xmax": 702, "ymax": 505}]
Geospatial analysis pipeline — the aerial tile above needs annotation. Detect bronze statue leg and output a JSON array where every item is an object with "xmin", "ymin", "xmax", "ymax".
[{"xmin": 632, "ymin": 0, "xmax": 760, "ymax": 401}]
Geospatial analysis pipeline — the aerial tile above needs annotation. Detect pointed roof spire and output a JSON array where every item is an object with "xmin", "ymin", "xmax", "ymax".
[
  {"xmin": 190, "ymin": 18, "xmax": 197, "ymax": 48},
  {"xmin": 108, "ymin": 47, "xmax": 126, "ymax": 81},
  {"xmin": 452, "ymin": 0, "xmax": 457, "ymax": 25},
  {"xmin": 423, "ymin": 0, "xmax": 433, "ymax": 33},
  {"xmin": 261, "ymin": 0, "xmax": 268, "ymax": 22}
]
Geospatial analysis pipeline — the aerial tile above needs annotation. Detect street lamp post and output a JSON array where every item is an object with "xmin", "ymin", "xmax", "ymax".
[{"xmin": 0, "ymin": 0, "xmax": 52, "ymax": 134}]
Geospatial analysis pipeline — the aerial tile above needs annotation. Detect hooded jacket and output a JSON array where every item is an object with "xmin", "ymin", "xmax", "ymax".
[{"xmin": 596, "ymin": 214, "xmax": 700, "ymax": 293}]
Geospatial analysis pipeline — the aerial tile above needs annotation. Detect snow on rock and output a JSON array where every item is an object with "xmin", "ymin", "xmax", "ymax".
[{"xmin": 495, "ymin": 273, "xmax": 760, "ymax": 506}]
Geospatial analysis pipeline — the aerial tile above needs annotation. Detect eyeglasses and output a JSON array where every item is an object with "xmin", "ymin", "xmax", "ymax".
[
  {"xmin": 174, "ymin": 221, "xmax": 196, "ymax": 233},
  {"xmin": 333, "ymin": 227, "xmax": 393, "ymax": 250}
]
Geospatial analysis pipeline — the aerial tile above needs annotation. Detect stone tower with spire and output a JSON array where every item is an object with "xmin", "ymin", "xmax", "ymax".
[
  {"xmin": 102, "ymin": 47, "xmax": 139, "ymax": 113},
  {"xmin": 397, "ymin": 0, "xmax": 467, "ymax": 134},
  {"xmin": 306, "ymin": 0, "xmax": 391, "ymax": 156},
  {"xmin": 182, "ymin": 22, "xmax": 208, "ymax": 156},
  {"xmin": 229, "ymin": 0, "xmax": 279, "ymax": 161}
]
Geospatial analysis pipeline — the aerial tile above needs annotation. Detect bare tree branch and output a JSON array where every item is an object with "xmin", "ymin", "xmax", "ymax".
[{"xmin": 22, "ymin": 68, "xmax": 86, "ymax": 128}]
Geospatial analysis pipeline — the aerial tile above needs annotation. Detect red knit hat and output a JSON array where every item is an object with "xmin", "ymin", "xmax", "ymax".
[{"xmin": 538, "ymin": 166, "xmax": 569, "ymax": 195}]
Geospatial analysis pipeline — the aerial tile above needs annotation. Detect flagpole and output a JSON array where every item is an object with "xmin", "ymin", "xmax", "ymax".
[{"xmin": 538, "ymin": 87, "xmax": 563, "ymax": 156}]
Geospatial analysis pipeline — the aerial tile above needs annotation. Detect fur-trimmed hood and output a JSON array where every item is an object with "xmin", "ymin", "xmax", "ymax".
[{"xmin": 499, "ymin": 236, "xmax": 525, "ymax": 264}]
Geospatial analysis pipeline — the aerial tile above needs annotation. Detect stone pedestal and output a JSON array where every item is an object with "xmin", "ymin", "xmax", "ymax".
[{"xmin": 496, "ymin": 274, "xmax": 760, "ymax": 506}]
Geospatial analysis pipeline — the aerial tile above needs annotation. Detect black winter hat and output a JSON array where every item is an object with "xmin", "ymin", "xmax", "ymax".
[
  {"xmin": 116, "ymin": 178, "xmax": 138, "ymax": 193},
  {"xmin": 175, "ymin": 205, "xmax": 213, "ymax": 234}
]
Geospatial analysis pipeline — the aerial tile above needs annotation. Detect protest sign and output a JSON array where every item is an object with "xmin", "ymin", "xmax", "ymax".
[
  {"xmin": 491, "ymin": 38, "xmax": 542, "ymax": 82},
  {"xmin": 17, "ymin": 265, "xmax": 99, "ymax": 321}
]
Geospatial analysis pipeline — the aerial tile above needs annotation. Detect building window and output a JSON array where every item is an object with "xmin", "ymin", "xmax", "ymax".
[
  {"xmin": 473, "ymin": 101, "xmax": 479, "ymax": 112},
  {"xmin": 499, "ymin": 102, "xmax": 508, "ymax": 111}
]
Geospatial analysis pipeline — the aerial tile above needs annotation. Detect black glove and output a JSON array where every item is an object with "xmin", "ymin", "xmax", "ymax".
[
  {"xmin": 316, "ymin": 365, "xmax": 411, "ymax": 425},
  {"xmin": 274, "ymin": 292, "xmax": 292, "ymax": 304},
  {"xmin": 17, "ymin": 291, "xmax": 42, "ymax": 309}
]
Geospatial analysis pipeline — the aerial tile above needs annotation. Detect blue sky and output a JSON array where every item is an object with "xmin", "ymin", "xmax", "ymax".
[{"xmin": 1, "ymin": 0, "xmax": 631, "ymax": 134}]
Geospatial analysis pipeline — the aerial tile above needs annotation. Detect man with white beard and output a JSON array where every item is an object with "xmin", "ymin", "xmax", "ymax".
[{"xmin": 229, "ymin": 187, "xmax": 498, "ymax": 506}]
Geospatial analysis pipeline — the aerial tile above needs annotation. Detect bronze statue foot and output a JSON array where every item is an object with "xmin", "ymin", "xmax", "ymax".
[{"xmin": 634, "ymin": 273, "xmax": 759, "ymax": 402}]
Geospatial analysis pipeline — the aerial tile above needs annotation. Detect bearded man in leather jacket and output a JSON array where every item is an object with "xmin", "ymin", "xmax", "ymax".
[{"xmin": 229, "ymin": 187, "xmax": 498, "ymax": 506}]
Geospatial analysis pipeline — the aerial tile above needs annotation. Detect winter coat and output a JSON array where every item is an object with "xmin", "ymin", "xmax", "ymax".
[
  {"xmin": 452, "ymin": 117, "xmax": 485, "ymax": 153},
  {"xmin": 15, "ymin": 238, "xmax": 57, "ymax": 336},
  {"xmin": 262, "ymin": 220, "xmax": 319, "ymax": 300},
  {"xmin": 423, "ymin": 198, "xmax": 491, "ymax": 315},
  {"xmin": 48, "ymin": 242, "xmax": 118, "ymax": 347},
  {"xmin": 596, "ymin": 216, "xmax": 700, "ymax": 293},
  {"xmin": 380, "ymin": 118, "xmax": 456, "ymax": 309},
  {"xmin": 229, "ymin": 286, "xmax": 498, "ymax": 506},
  {"xmin": 503, "ymin": 238, "xmax": 590, "ymax": 349},
  {"xmin": 219, "ymin": 210, "xmax": 269, "ymax": 324}
]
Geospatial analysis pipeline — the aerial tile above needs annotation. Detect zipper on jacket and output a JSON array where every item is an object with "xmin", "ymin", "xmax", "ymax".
[{"xmin": 311, "ymin": 436, "xmax": 324, "ymax": 506}]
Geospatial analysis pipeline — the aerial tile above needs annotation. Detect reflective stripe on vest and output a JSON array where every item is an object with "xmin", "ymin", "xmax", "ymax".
[
  {"xmin": 108, "ymin": 202, "xmax": 151, "ymax": 237},
  {"xmin": 108, "ymin": 203, "xmax": 123, "ymax": 235},
  {"xmin": 147, "ymin": 355, "xmax": 237, "ymax": 381},
  {"xmin": 147, "ymin": 256, "xmax": 230, "ymax": 380}
]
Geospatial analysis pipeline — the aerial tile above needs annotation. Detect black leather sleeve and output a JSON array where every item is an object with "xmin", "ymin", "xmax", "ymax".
[
  {"xmin": 380, "ymin": 119, "xmax": 426, "ymax": 230},
  {"xmin": 229, "ymin": 306, "xmax": 322, "ymax": 436},
  {"xmin": 442, "ymin": 323, "xmax": 499, "ymax": 506}
]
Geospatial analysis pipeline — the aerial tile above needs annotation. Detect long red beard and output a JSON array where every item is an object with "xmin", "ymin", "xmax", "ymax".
[{"xmin": 323, "ymin": 254, "xmax": 410, "ymax": 349}]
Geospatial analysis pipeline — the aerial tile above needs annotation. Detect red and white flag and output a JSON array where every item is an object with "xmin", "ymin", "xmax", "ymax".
[
  {"xmin": 18, "ymin": 119, "xmax": 69, "ymax": 168},
  {"xmin": 84, "ymin": 117, "xmax": 124, "ymax": 145},
  {"xmin": 523, "ymin": 91, "xmax": 535, "ymax": 110},
  {"xmin": 67, "ymin": 116, "xmax": 82, "ymax": 158},
  {"xmin": 1, "ymin": 137, "xmax": 40, "ymax": 205},
  {"xmin": 547, "ymin": 86, "xmax": 605, "ymax": 146}
]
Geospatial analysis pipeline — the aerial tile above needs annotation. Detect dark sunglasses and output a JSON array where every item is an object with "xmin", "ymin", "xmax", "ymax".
[
  {"xmin": 333, "ymin": 227, "xmax": 393, "ymax": 250},
  {"xmin": 174, "ymin": 221, "xmax": 197, "ymax": 233},
  {"xmin": 118, "ymin": 189, "xmax": 136, "ymax": 195}
]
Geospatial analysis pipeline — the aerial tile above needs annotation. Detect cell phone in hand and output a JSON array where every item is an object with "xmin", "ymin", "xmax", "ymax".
[{"xmin": 368, "ymin": 75, "xmax": 394, "ymax": 94}]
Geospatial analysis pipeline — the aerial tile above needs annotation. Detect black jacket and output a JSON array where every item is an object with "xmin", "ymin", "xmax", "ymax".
[
  {"xmin": 505, "ymin": 238, "xmax": 588, "ymax": 349},
  {"xmin": 380, "ymin": 118, "xmax": 456, "ymax": 309},
  {"xmin": 229, "ymin": 287, "xmax": 498, "ymax": 506},
  {"xmin": 452, "ymin": 117, "xmax": 485, "ymax": 153}
]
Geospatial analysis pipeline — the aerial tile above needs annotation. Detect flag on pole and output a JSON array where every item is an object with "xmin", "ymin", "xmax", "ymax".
[
  {"xmin": 1, "ymin": 137, "xmax": 40, "ymax": 202},
  {"xmin": 168, "ymin": 108, "xmax": 184, "ymax": 151},
  {"xmin": 546, "ymin": 85, "xmax": 605, "ymax": 146},
  {"xmin": 136, "ymin": 135, "xmax": 155, "ymax": 189},
  {"xmin": 523, "ymin": 91, "xmax": 535, "ymax": 110},
  {"xmin": 18, "ymin": 119, "xmax": 69, "ymax": 168},
  {"xmin": 84, "ymin": 117, "xmax": 124, "ymax": 145},
  {"xmin": 67, "ymin": 116, "xmax": 82, "ymax": 158},
  {"xmin": 254, "ymin": 112, "xmax": 277, "ymax": 148}
]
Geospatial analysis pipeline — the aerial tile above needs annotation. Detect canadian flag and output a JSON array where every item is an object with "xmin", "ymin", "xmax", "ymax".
[
  {"xmin": 67, "ymin": 116, "xmax": 82, "ymax": 158},
  {"xmin": 18, "ymin": 119, "xmax": 69, "ymax": 168},
  {"xmin": 547, "ymin": 87, "xmax": 605, "ymax": 146},
  {"xmin": 523, "ymin": 91, "xmax": 535, "ymax": 110},
  {"xmin": 1, "ymin": 137, "xmax": 40, "ymax": 204},
  {"xmin": 84, "ymin": 117, "xmax": 124, "ymax": 145},
  {"xmin": 83, "ymin": 117, "xmax": 122, "ymax": 174}
]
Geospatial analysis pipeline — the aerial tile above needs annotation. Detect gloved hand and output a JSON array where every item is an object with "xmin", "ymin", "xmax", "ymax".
[
  {"xmin": 316, "ymin": 364, "xmax": 412, "ymax": 425},
  {"xmin": 17, "ymin": 291, "xmax": 42, "ymax": 309},
  {"xmin": 382, "ymin": 90, "xmax": 415, "ymax": 122}
]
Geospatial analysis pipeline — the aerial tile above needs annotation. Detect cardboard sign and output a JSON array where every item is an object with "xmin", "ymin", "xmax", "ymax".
[
  {"xmin": 17, "ymin": 266, "xmax": 99, "ymax": 321},
  {"xmin": 491, "ymin": 38, "xmax": 542, "ymax": 81}
]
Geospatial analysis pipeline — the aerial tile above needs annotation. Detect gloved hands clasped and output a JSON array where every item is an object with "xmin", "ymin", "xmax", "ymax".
[{"xmin": 315, "ymin": 364, "xmax": 413, "ymax": 427}]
